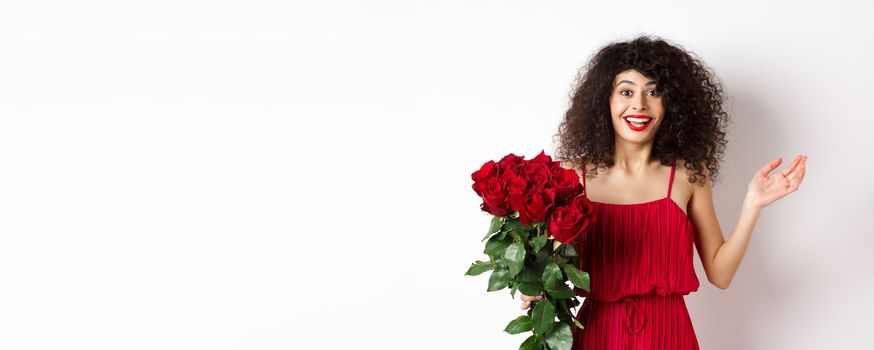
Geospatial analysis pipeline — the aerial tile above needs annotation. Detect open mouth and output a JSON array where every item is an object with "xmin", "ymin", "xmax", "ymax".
[{"xmin": 624, "ymin": 115, "xmax": 652, "ymax": 131}]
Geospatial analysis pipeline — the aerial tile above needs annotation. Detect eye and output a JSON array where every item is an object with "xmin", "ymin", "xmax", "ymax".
[
  {"xmin": 648, "ymin": 90, "xmax": 661, "ymax": 96},
  {"xmin": 619, "ymin": 89, "xmax": 631, "ymax": 96}
]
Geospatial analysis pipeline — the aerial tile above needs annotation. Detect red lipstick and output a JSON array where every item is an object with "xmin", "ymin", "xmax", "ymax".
[{"xmin": 623, "ymin": 114, "xmax": 652, "ymax": 132}]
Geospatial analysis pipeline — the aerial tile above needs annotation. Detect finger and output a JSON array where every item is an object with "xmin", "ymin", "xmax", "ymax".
[
  {"xmin": 787, "ymin": 159, "xmax": 806, "ymax": 180},
  {"xmin": 521, "ymin": 293, "xmax": 544, "ymax": 303},
  {"xmin": 788, "ymin": 157, "xmax": 806, "ymax": 177},
  {"xmin": 757, "ymin": 157, "xmax": 783, "ymax": 177},
  {"xmin": 780, "ymin": 155, "xmax": 803, "ymax": 177},
  {"xmin": 793, "ymin": 166, "xmax": 806, "ymax": 187},
  {"xmin": 789, "ymin": 166, "xmax": 806, "ymax": 190}
]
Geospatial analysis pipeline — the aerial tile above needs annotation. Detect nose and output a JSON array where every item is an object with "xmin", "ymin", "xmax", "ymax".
[{"xmin": 632, "ymin": 98, "xmax": 647, "ymax": 111}]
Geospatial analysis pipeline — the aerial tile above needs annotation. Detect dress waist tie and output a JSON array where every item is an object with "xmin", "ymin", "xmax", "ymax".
[{"xmin": 623, "ymin": 297, "xmax": 646, "ymax": 335}]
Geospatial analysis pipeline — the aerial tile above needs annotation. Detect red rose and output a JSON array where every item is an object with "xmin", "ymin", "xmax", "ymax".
[
  {"xmin": 478, "ymin": 176, "xmax": 512, "ymax": 217},
  {"xmin": 507, "ymin": 173, "xmax": 528, "ymax": 198},
  {"xmin": 529, "ymin": 150, "xmax": 553, "ymax": 166},
  {"xmin": 497, "ymin": 153, "xmax": 525, "ymax": 175},
  {"xmin": 471, "ymin": 160, "xmax": 514, "ymax": 216},
  {"xmin": 471, "ymin": 160, "xmax": 498, "ymax": 197},
  {"xmin": 511, "ymin": 187, "xmax": 556, "ymax": 226},
  {"xmin": 547, "ymin": 195, "xmax": 596, "ymax": 244},
  {"xmin": 550, "ymin": 166, "xmax": 584, "ymax": 207},
  {"xmin": 523, "ymin": 162, "xmax": 551, "ymax": 190}
]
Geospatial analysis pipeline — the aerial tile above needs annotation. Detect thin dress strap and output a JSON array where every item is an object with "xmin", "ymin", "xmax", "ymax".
[
  {"xmin": 666, "ymin": 158, "xmax": 677, "ymax": 198},
  {"xmin": 581, "ymin": 159, "xmax": 587, "ymax": 198}
]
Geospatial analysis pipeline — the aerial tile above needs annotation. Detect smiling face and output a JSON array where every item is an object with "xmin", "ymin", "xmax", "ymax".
[{"xmin": 609, "ymin": 69, "xmax": 665, "ymax": 144}]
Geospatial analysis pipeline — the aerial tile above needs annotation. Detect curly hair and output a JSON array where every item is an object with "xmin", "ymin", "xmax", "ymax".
[{"xmin": 553, "ymin": 34, "xmax": 730, "ymax": 187}]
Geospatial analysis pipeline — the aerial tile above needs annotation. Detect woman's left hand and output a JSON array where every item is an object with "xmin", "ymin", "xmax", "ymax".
[{"xmin": 746, "ymin": 154, "xmax": 807, "ymax": 210}]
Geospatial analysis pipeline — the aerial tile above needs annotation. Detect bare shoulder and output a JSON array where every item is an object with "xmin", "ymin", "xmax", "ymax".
[
  {"xmin": 676, "ymin": 158, "xmax": 713, "ymax": 193},
  {"xmin": 558, "ymin": 159, "xmax": 576, "ymax": 170},
  {"xmin": 559, "ymin": 159, "xmax": 588, "ymax": 182},
  {"xmin": 558, "ymin": 158, "xmax": 583, "ymax": 172}
]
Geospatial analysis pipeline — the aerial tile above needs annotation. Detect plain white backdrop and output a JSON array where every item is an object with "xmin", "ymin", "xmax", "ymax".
[{"xmin": 1, "ymin": 1, "xmax": 872, "ymax": 349}]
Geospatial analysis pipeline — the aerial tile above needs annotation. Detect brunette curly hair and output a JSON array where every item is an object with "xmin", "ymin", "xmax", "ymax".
[{"xmin": 553, "ymin": 34, "xmax": 730, "ymax": 187}]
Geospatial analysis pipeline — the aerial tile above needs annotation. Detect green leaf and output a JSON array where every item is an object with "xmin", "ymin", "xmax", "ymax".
[
  {"xmin": 487, "ymin": 267, "xmax": 511, "ymax": 291},
  {"xmin": 544, "ymin": 322, "xmax": 572, "ymax": 350},
  {"xmin": 556, "ymin": 298, "xmax": 578, "ymax": 317},
  {"xmin": 520, "ymin": 220, "xmax": 533, "ymax": 230},
  {"xmin": 518, "ymin": 281, "xmax": 543, "ymax": 297},
  {"xmin": 504, "ymin": 315, "xmax": 534, "ymax": 334},
  {"xmin": 519, "ymin": 334, "xmax": 540, "ymax": 350},
  {"xmin": 562, "ymin": 264, "xmax": 590, "ymax": 292},
  {"xmin": 504, "ymin": 241, "xmax": 526, "ymax": 277},
  {"xmin": 567, "ymin": 297, "xmax": 581, "ymax": 308},
  {"xmin": 516, "ymin": 227, "xmax": 530, "ymax": 242},
  {"xmin": 501, "ymin": 221, "xmax": 525, "ymax": 242},
  {"xmin": 508, "ymin": 229, "xmax": 521, "ymax": 242},
  {"xmin": 483, "ymin": 216, "xmax": 504, "ymax": 242},
  {"xmin": 464, "ymin": 260, "xmax": 495, "ymax": 276},
  {"xmin": 545, "ymin": 283, "xmax": 575, "ymax": 299},
  {"xmin": 542, "ymin": 262, "xmax": 562, "ymax": 289},
  {"xmin": 572, "ymin": 317, "xmax": 585, "ymax": 330},
  {"xmin": 510, "ymin": 284, "xmax": 518, "ymax": 298},
  {"xmin": 555, "ymin": 299, "xmax": 582, "ymax": 330},
  {"xmin": 505, "ymin": 219, "xmax": 524, "ymax": 231},
  {"xmin": 555, "ymin": 298, "xmax": 572, "ymax": 323},
  {"xmin": 556, "ymin": 310, "xmax": 570, "ymax": 323},
  {"xmin": 485, "ymin": 235, "xmax": 511, "ymax": 257},
  {"xmin": 531, "ymin": 298, "xmax": 556, "ymax": 335},
  {"xmin": 517, "ymin": 252, "xmax": 547, "ymax": 283},
  {"xmin": 496, "ymin": 230, "xmax": 507, "ymax": 240},
  {"xmin": 494, "ymin": 255, "xmax": 507, "ymax": 268},
  {"xmin": 559, "ymin": 244, "xmax": 578, "ymax": 257},
  {"xmin": 530, "ymin": 235, "xmax": 547, "ymax": 252},
  {"xmin": 531, "ymin": 248, "xmax": 552, "ymax": 270},
  {"xmin": 519, "ymin": 268, "xmax": 538, "ymax": 283}
]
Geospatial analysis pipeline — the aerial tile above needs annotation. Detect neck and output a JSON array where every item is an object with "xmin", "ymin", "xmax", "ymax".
[{"xmin": 613, "ymin": 139, "xmax": 655, "ymax": 174}]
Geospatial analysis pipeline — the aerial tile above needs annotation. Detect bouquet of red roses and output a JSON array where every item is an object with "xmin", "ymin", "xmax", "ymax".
[{"xmin": 465, "ymin": 150, "xmax": 596, "ymax": 350}]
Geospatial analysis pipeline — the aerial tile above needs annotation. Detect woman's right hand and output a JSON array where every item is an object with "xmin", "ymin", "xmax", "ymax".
[{"xmin": 520, "ymin": 291, "xmax": 545, "ymax": 310}]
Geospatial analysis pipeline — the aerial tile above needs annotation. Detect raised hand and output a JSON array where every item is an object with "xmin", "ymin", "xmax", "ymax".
[{"xmin": 747, "ymin": 154, "xmax": 807, "ymax": 210}]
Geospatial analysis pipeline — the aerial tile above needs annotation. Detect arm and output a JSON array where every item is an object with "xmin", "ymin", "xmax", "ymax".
[
  {"xmin": 688, "ymin": 155, "xmax": 807, "ymax": 289},
  {"xmin": 688, "ymin": 174, "xmax": 760, "ymax": 289}
]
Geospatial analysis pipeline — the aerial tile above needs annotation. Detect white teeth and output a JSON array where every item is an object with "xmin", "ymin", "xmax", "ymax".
[{"xmin": 626, "ymin": 117, "xmax": 651, "ymax": 123}]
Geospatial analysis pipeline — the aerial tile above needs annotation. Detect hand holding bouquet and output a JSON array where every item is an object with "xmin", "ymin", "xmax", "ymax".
[{"xmin": 464, "ymin": 150, "xmax": 596, "ymax": 350}]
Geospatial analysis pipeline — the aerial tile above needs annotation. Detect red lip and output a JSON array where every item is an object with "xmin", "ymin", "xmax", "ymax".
[{"xmin": 623, "ymin": 115, "xmax": 653, "ymax": 132}]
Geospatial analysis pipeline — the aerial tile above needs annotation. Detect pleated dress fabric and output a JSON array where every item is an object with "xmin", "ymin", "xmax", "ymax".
[{"xmin": 571, "ymin": 159, "xmax": 701, "ymax": 350}]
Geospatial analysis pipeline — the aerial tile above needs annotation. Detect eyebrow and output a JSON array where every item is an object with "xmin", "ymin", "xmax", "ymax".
[{"xmin": 616, "ymin": 80, "xmax": 658, "ymax": 87}]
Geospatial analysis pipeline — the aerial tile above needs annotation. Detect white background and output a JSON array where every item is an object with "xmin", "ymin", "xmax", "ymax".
[{"xmin": 1, "ymin": 1, "xmax": 872, "ymax": 349}]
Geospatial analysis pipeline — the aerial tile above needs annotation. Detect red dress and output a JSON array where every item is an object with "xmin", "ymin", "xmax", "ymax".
[{"xmin": 571, "ymin": 159, "xmax": 701, "ymax": 349}]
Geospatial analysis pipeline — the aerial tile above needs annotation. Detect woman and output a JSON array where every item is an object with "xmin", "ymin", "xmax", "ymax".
[{"xmin": 519, "ymin": 35, "xmax": 807, "ymax": 349}]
